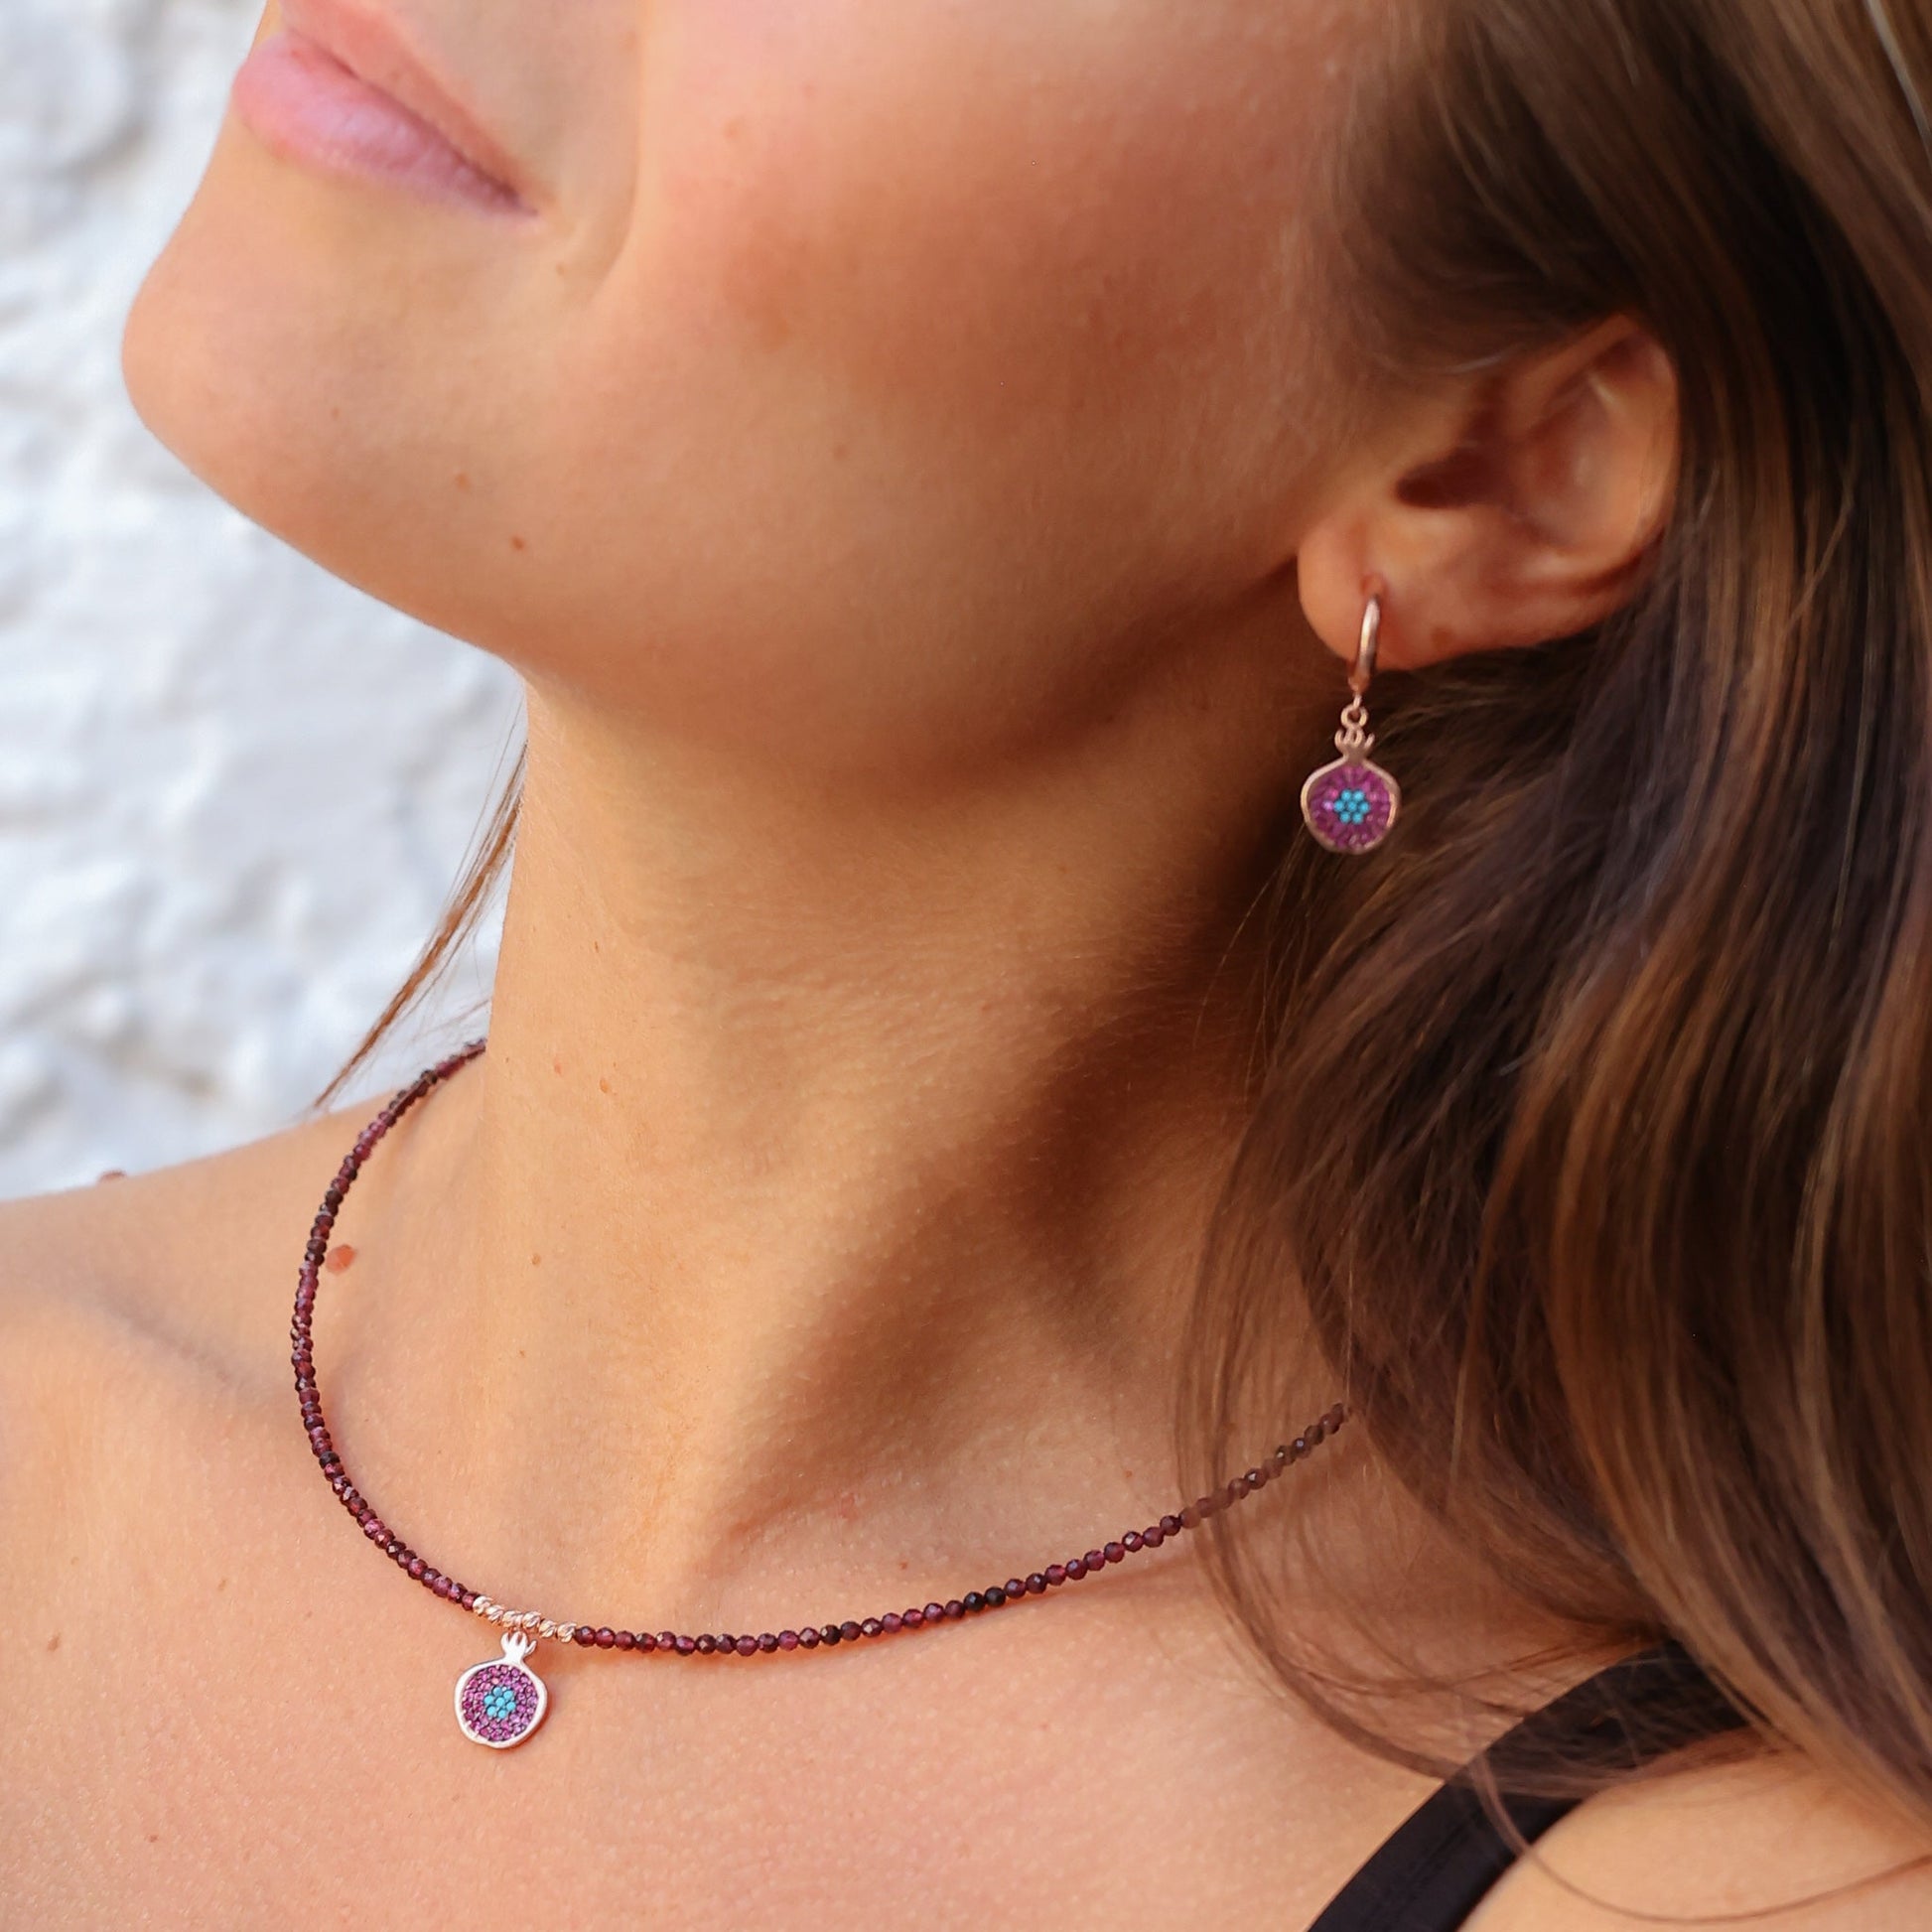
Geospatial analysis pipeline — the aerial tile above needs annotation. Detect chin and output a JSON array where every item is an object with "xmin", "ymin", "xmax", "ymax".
[
  {"xmin": 113, "ymin": 96, "xmax": 1080, "ymax": 769},
  {"xmin": 121, "ymin": 119, "xmax": 554, "ymax": 654}
]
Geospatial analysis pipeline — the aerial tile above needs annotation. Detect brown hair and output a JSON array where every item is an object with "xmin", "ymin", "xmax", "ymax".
[
  {"xmin": 331, "ymin": 0, "xmax": 1932, "ymax": 1847},
  {"xmin": 1182, "ymin": 0, "xmax": 1932, "ymax": 1836}
]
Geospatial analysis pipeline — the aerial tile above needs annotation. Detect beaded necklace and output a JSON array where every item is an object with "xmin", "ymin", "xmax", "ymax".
[{"xmin": 291, "ymin": 1039, "xmax": 1349, "ymax": 1748}]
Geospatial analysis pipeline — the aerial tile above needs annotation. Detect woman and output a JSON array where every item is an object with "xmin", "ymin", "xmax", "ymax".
[{"xmin": 6, "ymin": 0, "xmax": 1930, "ymax": 1922}]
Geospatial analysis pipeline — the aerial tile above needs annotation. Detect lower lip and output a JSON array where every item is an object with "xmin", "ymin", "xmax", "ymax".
[{"xmin": 229, "ymin": 29, "xmax": 529, "ymax": 217}]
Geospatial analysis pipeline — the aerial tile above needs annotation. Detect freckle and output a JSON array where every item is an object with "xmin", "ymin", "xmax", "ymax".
[
  {"xmin": 146, "ymin": 1834, "xmax": 159, "ymax": 1846},
  {"xmin": 598, "ymin": 1078, "xmax": 612, "ymax": 1095},
  {"xmin": 510, "ymin": 534, "xmax": 528, "ymax": 552},
  {"xmin": 552, "ymin": 1055, "xmax": 564, "ymax": 1075},
  {"xmin": 45, "ymin": 1632, "xmax": 60, "ymax": 1652},
  {"xmin": 530, "ymin": 1253, "xmax": 542, "ymax": 1268},
  {"xmin": 325, "ymin": 1244, "xmax": 356, "ymax": 1274},
  {"xmin": 455, "ymin": 471, "xmax": 472, "ymax": 491},
  {"xmin": 216, "ymin": 1576, "xmax": 227, "ymax": 1590}
]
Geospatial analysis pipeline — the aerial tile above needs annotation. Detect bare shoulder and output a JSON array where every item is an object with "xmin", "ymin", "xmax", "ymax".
[
  {"xmin": 0, "ymin": 1101, "xmax": 366, "ymax": 1369},
  {"xmin": 0, "ymin": 1098, "xmax": 396, "ymax": 1578},
  {"xmin": 1470, "ymin": 1751, "xmax": 1932, "ymax": 1931}
]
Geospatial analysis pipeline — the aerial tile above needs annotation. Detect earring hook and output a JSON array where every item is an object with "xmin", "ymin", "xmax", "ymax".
[{"xmin": 1351, "ymin": 594, "xmax": 1383, "ymax": 695}]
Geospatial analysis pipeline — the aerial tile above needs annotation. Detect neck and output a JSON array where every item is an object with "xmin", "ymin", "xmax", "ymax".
[{"xmin": 337, "ymin": 615, "xmax": 1340, "ymax": 1631}]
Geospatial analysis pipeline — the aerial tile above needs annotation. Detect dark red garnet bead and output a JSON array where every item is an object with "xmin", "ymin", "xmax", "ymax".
[{"xmin": 290, "ymin": 1039, "xmax": 1347, "ymax": 1667}]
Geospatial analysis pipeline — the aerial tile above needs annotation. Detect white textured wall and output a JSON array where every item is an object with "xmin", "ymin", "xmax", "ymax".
[{"xmin": 0, "ymin": 0, "xmax": 522, "ymax": 1199}]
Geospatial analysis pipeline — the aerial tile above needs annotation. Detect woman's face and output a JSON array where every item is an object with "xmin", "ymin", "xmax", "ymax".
[{"xmin": 126, "ymin": 0, "xmax": 1385, "ymax": 778}]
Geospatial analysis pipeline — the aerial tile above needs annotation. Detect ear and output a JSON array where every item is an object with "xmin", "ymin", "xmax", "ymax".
[{"xmin": 1296, "ymin": 318, "xmax": 1680, "ymax": 672}]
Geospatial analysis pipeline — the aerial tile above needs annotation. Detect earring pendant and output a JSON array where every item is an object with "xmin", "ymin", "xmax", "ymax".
[{"xmin": 1302, "ymin": 595, "xmax": 1401, "ymax": 855}]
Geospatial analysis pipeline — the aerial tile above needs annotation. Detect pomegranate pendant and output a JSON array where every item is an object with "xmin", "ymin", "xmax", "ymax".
[
  {"xmin": 455, "ymin": 1629, "xmax": 549, "ymax": 1749},
  {"xmin": 1301, "ymin": 757, "xmax": 1401, "ymax": 855}
]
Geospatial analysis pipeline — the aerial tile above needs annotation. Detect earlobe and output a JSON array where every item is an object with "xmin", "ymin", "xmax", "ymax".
[{"xmin": 1296, "ymin": 317, "xmax": 1680, "ymax": 673}]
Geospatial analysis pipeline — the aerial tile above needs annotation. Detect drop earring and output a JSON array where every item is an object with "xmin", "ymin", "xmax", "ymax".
[{"xmin": 1301, "ymin": 593, "xmax": 1402, "ymax": 855}]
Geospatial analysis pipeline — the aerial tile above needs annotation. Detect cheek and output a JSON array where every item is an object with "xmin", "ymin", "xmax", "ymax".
[
  {"xmin": 496, "ymin": 1, "xmax": 1357, "ymax": 756},
  {"xmin": 633, "ymin": 2, "xmax": 1319, "ymax": 445}
]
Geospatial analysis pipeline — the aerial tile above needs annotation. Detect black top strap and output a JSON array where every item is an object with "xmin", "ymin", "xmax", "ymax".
[{"xmin": 1305, "ymin": 1642, "xmax": 1750, "ymax": 1932}]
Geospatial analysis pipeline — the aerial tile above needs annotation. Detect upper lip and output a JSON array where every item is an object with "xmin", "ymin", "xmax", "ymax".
[{"xmin": 274, "ymin": 0, "xmax": 536, "ymax": 208}]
